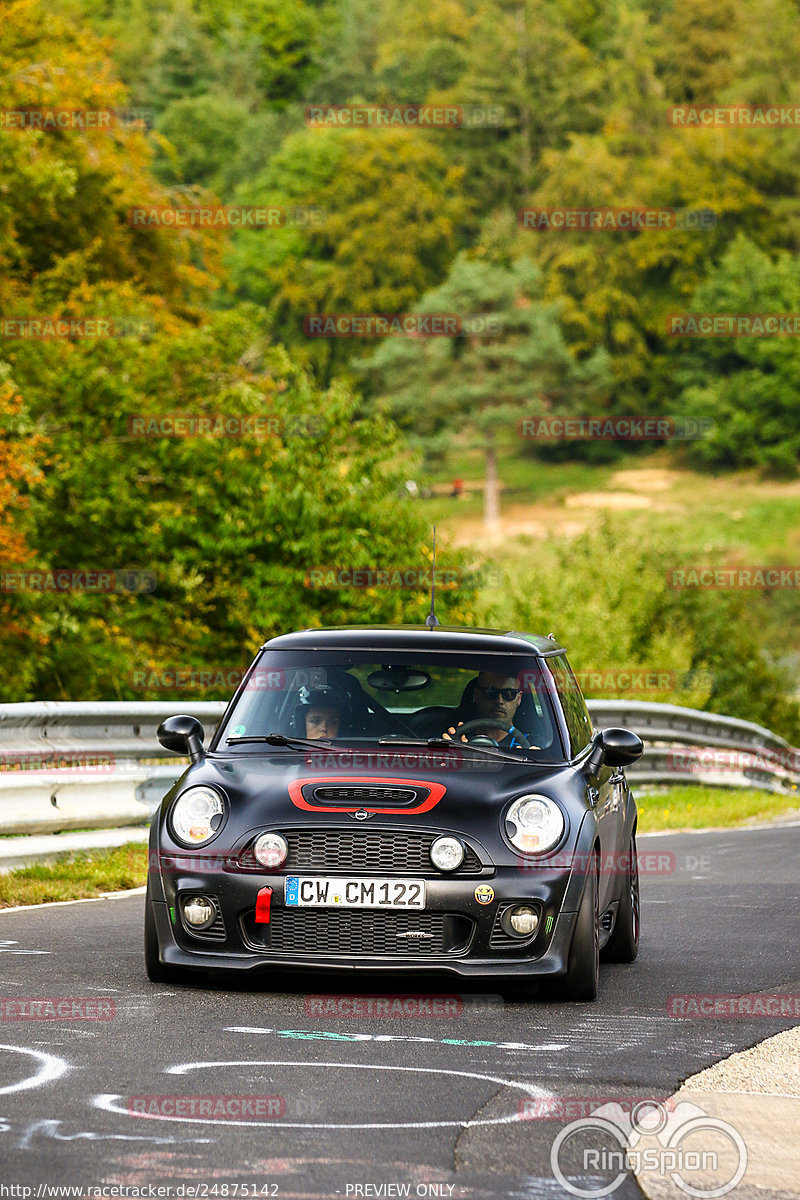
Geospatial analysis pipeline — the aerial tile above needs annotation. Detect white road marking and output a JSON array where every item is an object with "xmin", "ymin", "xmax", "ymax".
[
  {"xmin": 0, "ymin": 940, "xmax": 50, "ymax": 955},
  {"xmin": 0, "ymin": 1044, "xmax": 70, "ymax": 1095},
  {"xmin": 16, "ymin": 1118, "xmax": 215, "ymax": 1148},
  {"xmin": 96, "ymin": 1062, "xmax": 553, "ymax": 1130},
  {"xmin": 225, "ymin": 1026, "xmax": 568, "ymax": 1052}
]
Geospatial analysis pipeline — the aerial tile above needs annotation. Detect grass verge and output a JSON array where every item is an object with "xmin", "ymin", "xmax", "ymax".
[
  {"xmin": 0, "ymin": 842, "xmax": 147, "ymax": 908},
  {"xmin": 0, "ymin": 787, "xmax": 797, "ymax": 906},
  {"xmin": 636, "ymin": 786, "xmax": 798, "ymax": 833}
]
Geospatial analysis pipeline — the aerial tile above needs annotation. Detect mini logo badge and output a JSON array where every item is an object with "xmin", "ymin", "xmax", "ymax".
[
  {"xmin": 474, "ymin": 885, "xmax": 495, "ymax": 905},
  {"xmin": 351, "ymin": 809, "xmax": 374, "ymax": 821}
]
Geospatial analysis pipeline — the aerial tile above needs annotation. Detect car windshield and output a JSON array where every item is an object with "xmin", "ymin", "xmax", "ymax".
[{"xmin": 213, "ymin": 649, "xmax": 566, "ymax": 760}]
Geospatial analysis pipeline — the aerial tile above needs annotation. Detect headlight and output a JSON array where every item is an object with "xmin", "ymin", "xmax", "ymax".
[
  {"xmin": 170, "ymin": 786, "xmax": 225, "ymax": 847},
  {"xmin": 253, "ymin": 832, "xmax": 288, "ymax": 869},
  {"xmin": 430, "ymin": 835, "xmax": 465, "ymax": 872},
  {"xmin": 505, "ymin": 795, "xmax": 564, "ymax": 855}
]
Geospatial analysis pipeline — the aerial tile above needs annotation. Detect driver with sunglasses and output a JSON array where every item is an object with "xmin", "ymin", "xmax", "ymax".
[{"xmin": 443, "ymin": 671, "xmax": 530, "ymax": 748}]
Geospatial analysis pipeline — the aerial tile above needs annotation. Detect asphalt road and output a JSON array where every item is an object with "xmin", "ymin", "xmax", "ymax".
[{"xmin": 0, "ymin": 824, "xmax": 798, "ymax": 1199}]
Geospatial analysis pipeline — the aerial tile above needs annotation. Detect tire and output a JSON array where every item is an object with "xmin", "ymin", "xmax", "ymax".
[
  {"xmin": 602, "ymin": 831, "xmax": 640, "ymax": 963},
  {"xmin": 553, "ymin": 854, "xmax": 600, "ymax": 1001},
  {"xmin": 144, "ymin": 881, "xmax": 186, "ymax": 984}
]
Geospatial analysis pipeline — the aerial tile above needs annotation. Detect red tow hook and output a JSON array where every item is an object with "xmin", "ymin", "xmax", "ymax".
[{"xmin": 255, "ymin": 886, "xmax": 273, "ymax": 924}]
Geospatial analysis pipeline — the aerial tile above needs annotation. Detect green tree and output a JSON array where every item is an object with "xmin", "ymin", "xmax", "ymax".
[
  {"xmin": 5, "ymin": 309, "xmax": 477, "ymax": 700},
  {"xmin": 483, "ymin": 523, "xmax": 800, "ymax": 743},
  {"xmin": 674, "ymin": 235, "xmax": 800, "ymax": 475},
  {"xmin": 226, "ymin": 127, "xmax": 471, "ymax": 383},
  {"xmin": 360, "ymin": 252, "xmax": 609, "ymax": 529}
]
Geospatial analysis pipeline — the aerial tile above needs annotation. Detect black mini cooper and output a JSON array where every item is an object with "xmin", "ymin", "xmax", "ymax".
[{"xmin": 145, "ymin": 625, "xmax": 644, "ymax": 1000}]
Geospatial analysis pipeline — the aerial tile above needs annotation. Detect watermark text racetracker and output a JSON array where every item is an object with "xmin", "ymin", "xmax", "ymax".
[
  {"xmin": 667, "ymin": 993, "xmax": 800, "ymax": 1018},
  {"xmin": 0, "ymin": 753, "xmax": 115, "ymax": 773},
  {"xmin": 304, "ymin": 567, "xmax": 501, "ymax": 589},
  {"xmin": 519, "ymin": 416, "xmax": 713, "ymax": 441},
  {"xmin": 0, "ymin": 997, "xmax": 115, "ymax": 1020},
  {"xmin": 516, "ymin": 851, "xmax": 711, "ymax": 878},
  {"xmin": 127, "ymin": 206, "xmax": 325, "ymax": 229},
  {"xmin": 519, "ymin": 207, "xmax": 716, "ymax": 231},
  {"xmin": 127, "ymin": 1095, "xmax": 285, "ymax": 1119},
  {"xmin": 668, "ymin": 566, "xmax": 800, "ymax": 590},
  {"xmin": 0, "ymin": 569, "xmax": 156, "ymax": 593},
  {"xmin": 126, "ymin": 414, "xmax": 323, "ymax": 439},
  {"xmin": 305, "ymin": 103, "xmax": 507, "ymax": 128},
  {"xmin": 304, "ymin": 313, "xmax": 502, "ymax": 337},
  {"xmin": 0, "ymin": 317, "xmax": 152, "ymax": 339},
  {"xmin": 0, "ymin": 107, "xmax": 154, "ymax": 129},
  {"xmin": 304, "ymin": 993, "xmax": 503, "ymax": 1017},
  {"xmin": 668, "ymin": 312, "xmax": 800, "ymax": 336},
  {"xmin": 669, "ymin": 104, "xmax": 800, "ymax": 126}
]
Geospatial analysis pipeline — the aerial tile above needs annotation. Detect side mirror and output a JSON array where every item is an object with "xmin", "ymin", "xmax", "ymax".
[
  {"xmin": 157, "ymin": 714, "xmax": 205, "ymax": 763},
  {"xmin": 586, "ymin": 727, "xmax": 644, "ymax": 774}
]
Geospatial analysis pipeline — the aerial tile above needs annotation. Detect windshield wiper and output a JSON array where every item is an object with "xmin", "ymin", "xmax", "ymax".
[
  {"xmin": 377, "ymin": 736, "xmax": 519, "ymax": 763},
  {"xmin": 225, "ymin": 733, "xmax": 335, "ymax": 752}
]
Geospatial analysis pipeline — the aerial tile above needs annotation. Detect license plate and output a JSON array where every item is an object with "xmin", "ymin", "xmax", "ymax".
[{"xmin": 284, "ymin": 876, "xmax": 426, "ymax": 909}]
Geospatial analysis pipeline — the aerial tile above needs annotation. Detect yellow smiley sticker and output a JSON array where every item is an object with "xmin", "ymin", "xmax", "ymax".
[{"xmin": 474, "ymin": 885, "xmax": 495, "ymax": 905}]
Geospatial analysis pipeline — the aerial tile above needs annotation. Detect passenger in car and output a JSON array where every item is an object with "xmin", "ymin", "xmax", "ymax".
[{"xmin": 292, "ymin": 685, "xmax": 351, "ymax": 740}]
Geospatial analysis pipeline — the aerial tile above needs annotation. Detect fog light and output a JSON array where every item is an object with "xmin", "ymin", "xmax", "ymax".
[
  {"xmin": 509, "ymin": 905, "xmax": 539, "ymax": 936},
  {"xmin": 253, "ymin": 832, "xmax": 288, "ymax": 869},
  {"xmin": 430, "ymin": 836, "xmax": 465, "ymax": 872},
  {"xmin": 182, "ymin": 896, "xmax": 215, "ymax": 928}
]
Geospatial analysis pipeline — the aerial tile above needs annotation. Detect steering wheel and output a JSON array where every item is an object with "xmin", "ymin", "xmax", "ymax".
[{"xmin": 448, "ymin": 719, "xmax": 531, "ymax": 749}]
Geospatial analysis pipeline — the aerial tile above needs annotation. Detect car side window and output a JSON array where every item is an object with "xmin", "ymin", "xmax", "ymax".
[{"xmin": 549, "ymin": 654, "xmax": 593, "ymax": 757}]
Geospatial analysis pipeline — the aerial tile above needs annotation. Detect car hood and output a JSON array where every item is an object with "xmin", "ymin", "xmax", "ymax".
[{"xmin": 168, "ymin": 746, "xmax": 581, "ymax": 823}]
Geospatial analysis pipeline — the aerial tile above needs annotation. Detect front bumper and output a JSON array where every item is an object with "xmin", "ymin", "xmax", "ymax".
[{"xmin": 148, "ymin": 860, "xmax": 583, "ymax": 979}]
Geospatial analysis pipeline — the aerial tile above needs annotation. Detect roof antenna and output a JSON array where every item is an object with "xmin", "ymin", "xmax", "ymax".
[{"xmin": 425, "ymin": 526, "xmax": 440, "ymax": 629}]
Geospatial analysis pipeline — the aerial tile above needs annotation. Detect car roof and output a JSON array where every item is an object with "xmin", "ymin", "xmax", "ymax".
[{"xmin": 261, "ymin": 625, "xmax": 566, "ymax": 656}]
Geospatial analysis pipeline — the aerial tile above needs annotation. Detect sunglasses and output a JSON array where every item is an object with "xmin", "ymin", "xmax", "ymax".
[{"xmin": 476, "ymin": 686, "xmax": 520, "ymax": 701}]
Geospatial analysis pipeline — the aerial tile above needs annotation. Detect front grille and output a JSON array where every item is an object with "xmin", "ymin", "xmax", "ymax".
[
  {"xmin": 283, "ymin": 829, "xmax": 483, "ymax": 875},
  {"xmin": 310, "ymin": 785, "xmax": 419, "ymax": 806},
  {"xmin": 241, "ymin": 907, "xmax": 474, "ymax": 957}
]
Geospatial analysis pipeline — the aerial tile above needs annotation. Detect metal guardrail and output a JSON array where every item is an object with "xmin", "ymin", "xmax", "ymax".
[
  {"xmin": 0, "ymin": 700, "xmax": 227, "ymax": 762},
  {"xmin": 0, "ymin": 699, "xmax": 796, "ymax": 836}
]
